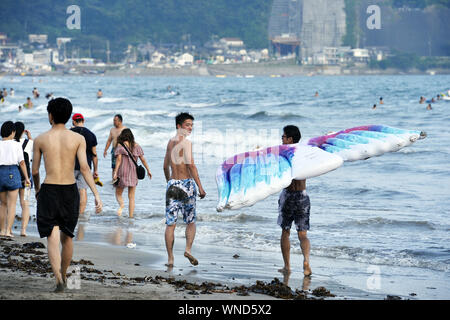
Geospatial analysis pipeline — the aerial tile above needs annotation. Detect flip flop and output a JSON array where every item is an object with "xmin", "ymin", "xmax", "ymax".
[{"xmin": 184, "ymin": 252, "xmax": 198, "ymax": 266}]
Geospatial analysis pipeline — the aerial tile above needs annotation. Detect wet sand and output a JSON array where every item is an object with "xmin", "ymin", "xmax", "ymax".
[{"xmin": 0, "ymin": 235, "xmax": 339, "ymax": 300}]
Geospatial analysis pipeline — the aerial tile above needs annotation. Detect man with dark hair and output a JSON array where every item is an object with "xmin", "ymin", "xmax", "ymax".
[
  {"xmin": 24, "ymin": 97, "xmax": 33, "ymax": 109},
  {"xmin": 32, "ymin": 97, "xmax": 102, "ymax": 293},
  {"xmin": 70, "ymin": 113, "xmax": 99, "ymax": 215},
  {"xmin": 175, "ymin": 112, "xmax": 194, "ymax": 127},
  {"xmin": 163, "ymin": 112, "xmax": 206, "ymax": 267},
  {"xmin": 278, "ymin": 125, "xmax": 312, "ymax": 277},
  {"xmin": 103, "ymin": 114, "xmax": 126, "ymax": 178}
]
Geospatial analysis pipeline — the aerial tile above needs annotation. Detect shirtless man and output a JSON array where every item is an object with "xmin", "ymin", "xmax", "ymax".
[
  {"xmin": 278, "ymin": 125, "xmax": 312, "ymax": 277},
  {"xmin": 163, "ymin": 112, "xmax": 206, "ymax": 267},
  {"xmin": 32, "ymin": 98, "xmax": 102, "ymax": 293},
  {"xmin": 103, "ymin": 114, "xmax": 126, "ymax": 178}
]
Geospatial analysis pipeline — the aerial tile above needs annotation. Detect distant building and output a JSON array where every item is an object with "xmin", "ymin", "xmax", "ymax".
[
  {"xmin": 151, "ymin": 51, "xmax": 166, "ymax": 64},
  {"xmin": 28, "ymin": 34, "xmax": 48, "ymax": 44},
  {"xmin": 268, "ymin": 0, "xmax": 302, "ymax": 56},
  {"xmin": 351, "ymin": 48, "xmax": 370, "ymax": 63},
  {"xmin": 308, "ymin": 46, "xmax": 351, "ymax": 65},
  {"xmin": 56, "ymin": 37, "xmax": 72, "ymax": 47},
  {"xmin": 24, "ymin": 53, "xmax": 34, "ymax": 65},
  {"xmin": 220, "ymin": 38, "xmax": 244, "ymax": 48},
  {"xmin": 32, "ymin": 49, "xmax": 52, "ymax": 65},
  {"xmin": 0, "ymin": 33, "xmax": 7, "ymax": 45},
  {"xmin": 268, "ymin": 0, "xmax": 346, "ymax": 60},
  {"xmin": 177, "ymin": 53, "xmax": 194, "ymax": 66}
]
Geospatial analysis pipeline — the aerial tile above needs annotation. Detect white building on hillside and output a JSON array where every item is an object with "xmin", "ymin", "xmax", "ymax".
[{"xmin": 177, "ymin": 53, "xmax": 194, "ymax": 66}]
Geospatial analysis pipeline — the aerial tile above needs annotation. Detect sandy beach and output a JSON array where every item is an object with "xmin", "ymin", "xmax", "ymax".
[{"xmin": 0, "ymin": 234, "xmax": 344, "ymax": 301}]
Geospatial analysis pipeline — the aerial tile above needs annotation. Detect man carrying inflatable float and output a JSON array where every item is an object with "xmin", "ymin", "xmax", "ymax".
[{"xmin": 215, "ymin": 124, "xmax": 427, "ymax": 277}]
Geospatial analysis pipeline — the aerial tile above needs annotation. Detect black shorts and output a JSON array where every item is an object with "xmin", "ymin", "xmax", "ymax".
[
  {"xmin": 36, "ymin": 183, "xmax": 80, "ymax": 238},
  {"xmin": 277, "ymin": 190, "xmax": 310, "ymax": 232}
]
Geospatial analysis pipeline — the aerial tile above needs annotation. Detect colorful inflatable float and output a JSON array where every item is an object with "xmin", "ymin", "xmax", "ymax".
[{"xmin": 216, "ymin": 125, "xmax": 427, "ymax": 211}]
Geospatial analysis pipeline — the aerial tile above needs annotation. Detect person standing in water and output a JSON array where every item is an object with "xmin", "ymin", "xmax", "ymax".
[
  {"xmin": 14, "ymin": 122, "xmax": 34, "ymax": 237},
  {"xmin": 113, "ymin": 128, "xmax": 152, "ymax": 218},
  {"xmin": 278, "ymin": 125, "xmax": 312, "ymax": 277},
  {"xmin": 103, "ymin": 114, "xmax": 127, "ymax": 178},
  {"xmin": 163, "ymin": 112, "xmax": 206, "ymax": 267},
  {"xmin": 0, "ymin": 121, "xmax": 31, "ymax": 238},
  {"xmin": 70, "ymin": 113, "xmax": 99, "ymax": 216},
  {"xmin": 24, "ymin": 97, "xmax": 33, "ymax": 109}
]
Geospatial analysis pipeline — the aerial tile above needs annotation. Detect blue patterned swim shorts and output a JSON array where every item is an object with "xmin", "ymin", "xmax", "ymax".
[
  {"xmin": 165, "ymin": 179, "xmax": 197, "ymax": 226},
  {"xmin": 278, "ymin": 189, "xmax": 310, "ymax": 232}
]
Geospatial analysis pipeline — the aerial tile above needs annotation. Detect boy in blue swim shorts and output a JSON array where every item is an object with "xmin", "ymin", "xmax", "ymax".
[
  {"xmin": 163, "ymin": 113, "xmax": 206, "ymax": 268},
  {"xmin": 278, "ymin": 125, "xmax": 312, "ymax": 278},
  {"xmin": 166, "ymin": 178, "xmax": 197, "ymax": 225}
]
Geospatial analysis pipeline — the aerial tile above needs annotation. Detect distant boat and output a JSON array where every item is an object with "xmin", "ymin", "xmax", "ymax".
[{"xmin": 216, "ymin": 75, "xmax": 226, "ymax": 78}]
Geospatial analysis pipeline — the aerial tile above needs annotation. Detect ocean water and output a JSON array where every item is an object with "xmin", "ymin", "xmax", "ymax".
[{"xmin": 1, "ymin": 74, "xmax": 449, "ymax": 299}]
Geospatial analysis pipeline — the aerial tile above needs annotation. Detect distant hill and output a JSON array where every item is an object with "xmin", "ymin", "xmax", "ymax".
[
  {"xmin": 1, "ymin": 0, "xmax": 448, "ymax": 61},
  {"xmin": 0, "ymin": 0, "xmax": 273, "ymax": 61}
]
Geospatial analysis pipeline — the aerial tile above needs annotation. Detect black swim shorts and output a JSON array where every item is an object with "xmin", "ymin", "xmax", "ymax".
[
  {"xmin": 36, "ymin": 183, "xmax": 80, "ymax": 238},
  {"xmin": 277, "ymin": 189, "xmax": 310, "ymax": 232}
]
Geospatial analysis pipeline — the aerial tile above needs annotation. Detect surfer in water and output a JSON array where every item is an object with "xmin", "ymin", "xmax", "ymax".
[
  {"xmin": 278, "ymin": 125, "xmax": 312, "ymax": 277},
  {"xmin": 163, "ymin": 112, "xmax": 206, "ymax": 268}
]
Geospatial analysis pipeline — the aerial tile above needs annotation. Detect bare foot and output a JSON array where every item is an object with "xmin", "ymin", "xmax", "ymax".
[
  {"xmin": 5, "ymin": 233, "xmax": 14, "ymax": 238},
  {"xmin": 117, "ymin": 206, "xmax": 124, "ymax": 217},
  {"xmin": 278, "ymin": 267, "xmax": 291, "ymax": 275},
  {"xmin": 165, "ymin": 263, "xmax": 174, "ymax": 271},
  {"xmin": 20, "ymin": 231, "xmax": 27, "ymax": 237},
  {"xmin": 303, "ymin": 261, "xmax": 312, "ymax": 277},
  {"xmin": 54, "ymin": 282, "xmax": 65, "ymax": 293},
  {"xmin": 184, "ymin": 252, "xmax": 198, "ymax": 266},
  {"xmin": 302, "ymin": 275, "xmax": 312, "ymax": 291}
]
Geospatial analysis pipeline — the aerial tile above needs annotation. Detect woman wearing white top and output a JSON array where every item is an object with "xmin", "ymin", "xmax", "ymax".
[
  {"xmin": 0, "ymin": 121, "xmax": 31, "ymax": 237},
  {"xmin": 14, "ymin": 122, "xmax": 33, "ymax": 237}
]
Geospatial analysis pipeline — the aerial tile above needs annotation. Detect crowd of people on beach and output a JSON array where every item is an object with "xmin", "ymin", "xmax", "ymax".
[
  {"xmin": 2, "ymin": 84, "xmax": 446, "ymax": 294},
  {"xmin": 1, "ymin": 94, "xmax": 312, "ymax": 293},
  {"xmin": 0, "ymin": 94, "xmax": 212, "ymax": 292}
]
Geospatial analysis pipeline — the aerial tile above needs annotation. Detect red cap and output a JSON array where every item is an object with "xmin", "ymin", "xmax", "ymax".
[{"xmin": 72, "ymin": 113, "xmax": 84, "ymax": 121}]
